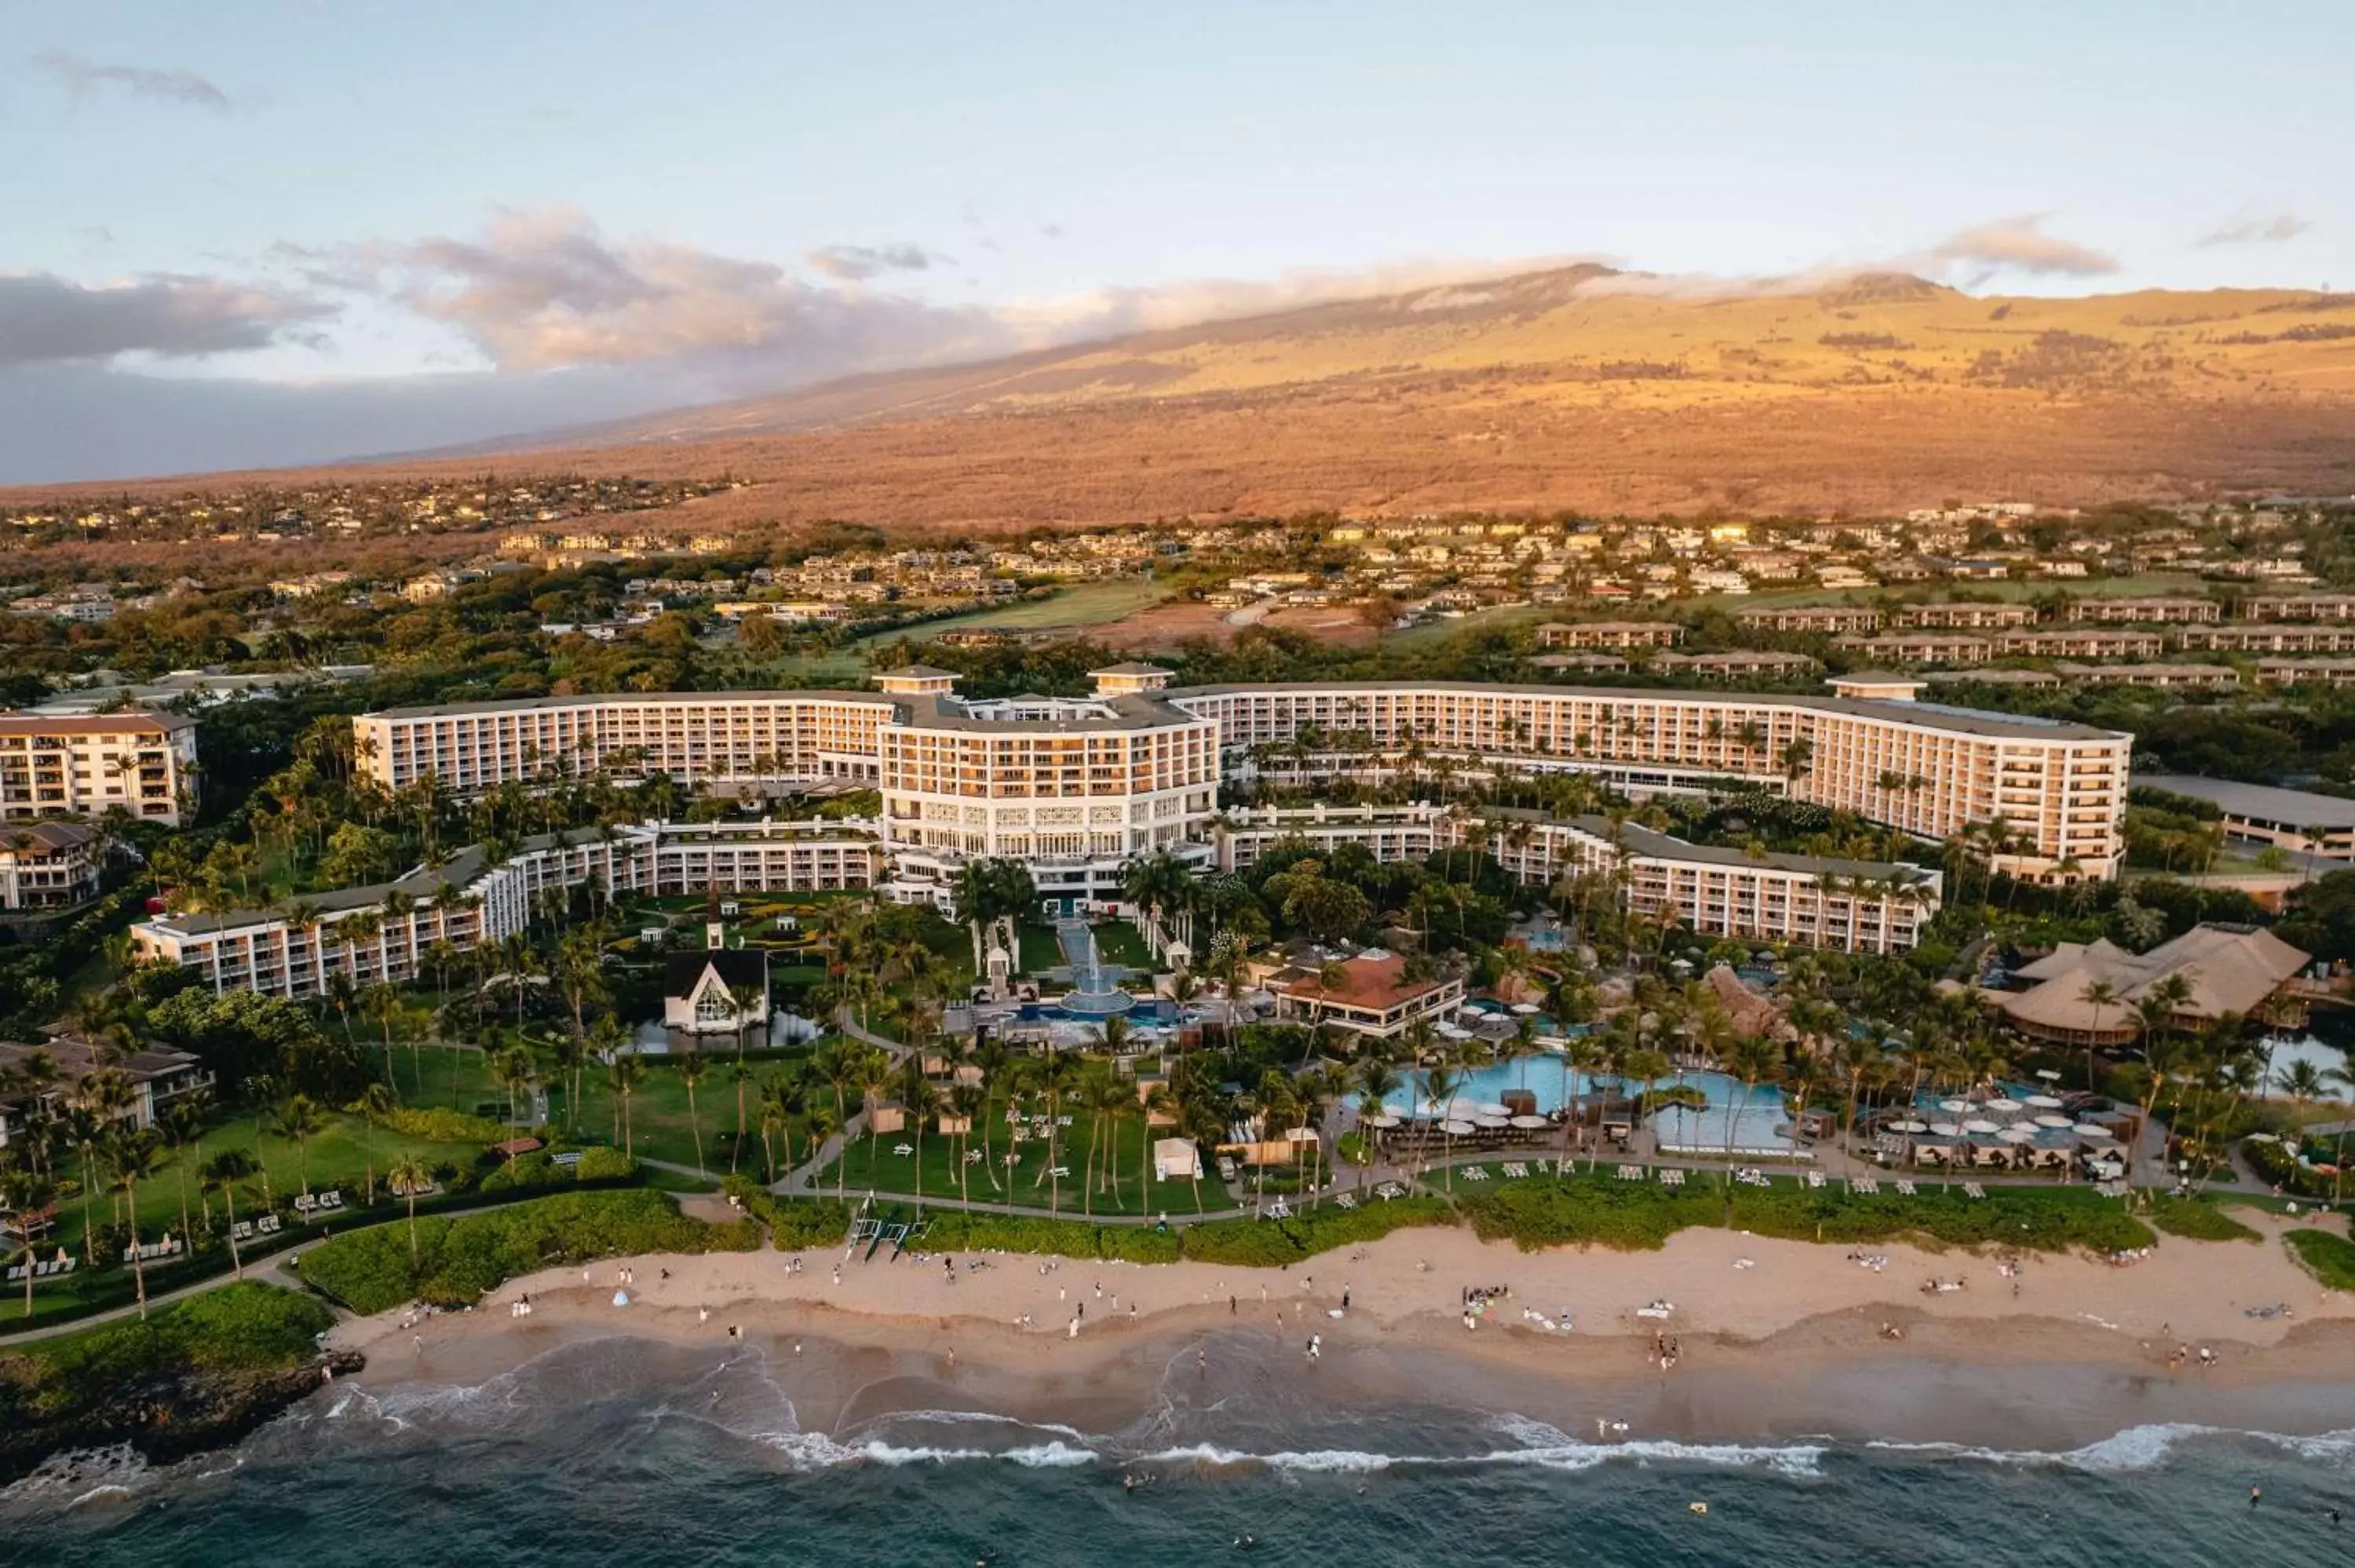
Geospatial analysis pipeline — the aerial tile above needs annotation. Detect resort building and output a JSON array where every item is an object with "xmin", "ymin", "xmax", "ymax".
[
  {"xmin": 2134, "ymin": 775, "xmax": 2355, "ymax": 862},
  {"xmin": 1648, "ymin": 651, "xmax": 1821, "ymax": 680},
  {"xmin": 1830, "ymin": 633, "xmax": 1995, "ymax": 665},
  {"xmin": 1736, "ymin": 605, "xmax": 1883, "ymax": 635},
  {"xmin": 2065, "ymin": 596, "xmax": 2221, "ymax": 625},
  {"xmin": 131, "ymin": 818, "xmax": 882, "ymax": 1000},
  {"xmin": 1535, "ymin": 620, "xmax": 1684, "ymax": 651},
  {"xmin": 0, "ymin": 711, "xmax": 197, "ymax": 826},
  {"xmin": 1214, "ymin": 803, "xmax": 1944, "ymax": 954},
  {"xmin": 1527, "ymin": 652, "xmax": 1630, "ymax": 675},
  {"xmin": 2176, "ymin": 625, "xmax": 2355, "ymax": 655},
  {"xmin": 2242, "ymin": 594, "xmax": 2355, "ymax": 622},
  {"xmin": 352, "ymin": 667, "xmax": 2134, "ymax": 893},
  {"xmin": 1890, "ymin": 603, "xmax": 2039, "ymax": 630},
  {"xmin": 663, "ymin": 950, "xmax": 772, "ymax": 1038},
  {"xmin": 1995, "ymin": 925, "xmax": 2310, "ymax": 1045},
  {"xmin": 1263, "ymin": 951, "xmax": 1466, "ymax": 1041},
  {"xmin": 0, "ymin": 1035, "xmax": 214, "ymax": 1150},
  {"xmin": 2255, "ymin": 659, "xmax": 2355, "ymax": 687},
  {"xmin": 0, "ymin": 821, "xmax": 103, "ymax": 913},
  {"xmin": 1994, "ymin": 630, "xmax": 2165, "ymax": 660},
  {"xmin": 2049, "ymin": 662, "xmax": 2239, "ymax": 689}
]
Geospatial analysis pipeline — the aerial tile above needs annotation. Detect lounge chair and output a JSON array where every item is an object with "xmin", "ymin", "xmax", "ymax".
[
  {"xmin": 1462, "ymin": 1165, "xmax": 1489, "ymax": 1181},
  {"xmin": 1895, "ymin": 1180, "xmax": 1917, "ymax": 1197},
  {"xmin": 1853, "ymin": 1177, "xmax": 1879, "ymax": 1195},
  {"xmin": 1335, "ymin": 1193, "xmax": 1357, "ymax": 1210},
  {"xmin": 1503, "ymin": 1162, "xmax": 1528, "ymax": 1179},
  {"xmin": 1806, "ymin": 1171, "xmax": 1826, "ymax": 1189},
  {"xmin": 1963, "ymin": 1182, "xmax": 1987, "ymax": 1200}
]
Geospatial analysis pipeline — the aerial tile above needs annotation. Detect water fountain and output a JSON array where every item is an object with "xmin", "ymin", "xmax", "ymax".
[{"xmin": 1057, "ymin": 922, "xmax": 1135, "ymax": 1017}]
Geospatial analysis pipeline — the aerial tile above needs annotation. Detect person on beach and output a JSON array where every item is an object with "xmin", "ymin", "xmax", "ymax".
[{"xmin": 2250, "ymin": 1486, "xmax": 2262, "ymax": 1510}]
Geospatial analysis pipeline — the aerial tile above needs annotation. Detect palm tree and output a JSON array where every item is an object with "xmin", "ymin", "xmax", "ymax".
[
  {"xmin": 202, "ymin": 1149, "xmax": 257, "ymax": 1278},
  {"xmin": 608, "ymin": 1056, "xmax": 645, "ymax": 1159},
  {"xmin": 1422, "ymin": 1063, "xmax": 1462, "ymax": 1194},
  {"xmin": 274, "ymin": 1095, "xmax": 327, "ymax": 1200},
  {"xmin": 353, "ymin": 1081, "xmax": 397, "ymax": 1204},
  {"xmin": 0, "ymin": 1158, "xmax": 55, "ymax": 1319},
  {"xmin": 678, "ymin": 1053, "xmax": 710, "ymax": 1176},
  {"xmin": 109, "ymin": 1132, "xmax": 166, "ymax": 1318},
  {"xmin": 2076, "ymin": 980, "xmax": 2120, "ymax": 1092},
  {"xmin": 387, "ymin": 1154, "xmax": 430, "ymax": 1264}
]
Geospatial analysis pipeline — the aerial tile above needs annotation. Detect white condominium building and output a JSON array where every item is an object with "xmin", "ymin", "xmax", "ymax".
[
  {"xmin": 1214, "ymin": 803, "xmax": 1941, "ymax": 955},
  {"xmin": 132, "ymin": 818, "xmax": 882, "ymax": 1001},
  {"xmin": 0, "ymin": 711, "xmax": 199, "ymax": 826}
]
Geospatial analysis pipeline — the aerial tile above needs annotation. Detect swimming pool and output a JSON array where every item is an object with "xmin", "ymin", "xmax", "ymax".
[{"xmin": 1383, "ymin": 1063, "xmax": 1793, "ymax": 1151}]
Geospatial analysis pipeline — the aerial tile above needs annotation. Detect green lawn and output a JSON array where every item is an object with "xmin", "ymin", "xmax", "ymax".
[
  {"xmin": 1090, "ymin": 920, "xmax": 1155, "ymax": 972},
  {"xmin": 820, "ymin": 1093, "xmax": 1210, "ymax": 1218},
  {"xmin": 858, "ymin": 579, "xmax": 1168, "ymax": 645},
  {"xmin": 1018, "ymin": 922, "xmax": 1068, "ymax": 975}
]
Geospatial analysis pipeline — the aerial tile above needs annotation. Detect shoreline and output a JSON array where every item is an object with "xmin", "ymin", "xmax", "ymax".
[{"xmin": 333, "ymin": 1205, "xmax": 2355, "ymax": 1454}]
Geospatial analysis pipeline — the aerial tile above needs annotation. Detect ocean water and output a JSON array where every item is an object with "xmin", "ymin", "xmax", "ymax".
[{"xmin": 6, "ymin": 1336, "xmax": 2353, "ymax": 1566}]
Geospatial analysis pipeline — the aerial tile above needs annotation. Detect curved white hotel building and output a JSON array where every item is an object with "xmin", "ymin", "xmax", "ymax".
[
  {"xmin": 141, "ymin": 664, "xmax": 2128, "ymax": 995},
  {"xmin": 355, "ymin": 664, "xmax": 2128, "ymax": 886}
]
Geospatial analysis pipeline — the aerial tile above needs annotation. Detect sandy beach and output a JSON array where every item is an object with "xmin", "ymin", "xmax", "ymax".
[{"xmin": 328, "ymin": 1204, "xmax": 2355, "ymax": 1452}]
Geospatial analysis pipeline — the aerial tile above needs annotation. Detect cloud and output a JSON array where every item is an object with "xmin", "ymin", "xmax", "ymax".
[
  {"xmin": 324, "ymin": 208, "xmax": 1019, "ymax": 388},
  {"xmin": 1923, "ymin": 213, "xmax": 2118, "ymax": 284},
  {"xmin": 0, "ymin": 272, "xmax": 334, "ymax": 366},
  {"xmin": 806, "ymin": 243, "xmax": 945, "ymax": 280},
  {"xmin": 2199, "ymin": 210, "xmax": 2310, "ymax": 247},
  {"xmin": 28, "ymin": 48, "xmax": 232, "ymax": 112}
]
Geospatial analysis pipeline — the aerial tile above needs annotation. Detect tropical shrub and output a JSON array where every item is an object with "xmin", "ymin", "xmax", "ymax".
[
  {"xmin": 2, "ymin": 1283, "xmax": 334, "ymax": 1419},
  {"xmin": 378, "ymin": 1106, "xmax": 509, "ymax": 1143},
  {"xmin": 297, "ymin": 1191, "xmax": 756, "ymax": 1314},
  {"xmin": 2285, "ymin": 1228, "xmax": 2355, "ymax": 1291},
  {"xmin": 2149, "ymin": 1198, "xmax": 2260, "ymax": 1242}
]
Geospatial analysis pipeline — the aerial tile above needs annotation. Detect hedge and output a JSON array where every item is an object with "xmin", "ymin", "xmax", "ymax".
[
  {"xmin": 375, "ymin": 1106, "xmax": 509, "ymax": 1143},
  {"xmin": 2285, "ymin": 1228, "xmax": 2355, "ymax": 1291},
  {"xmin": 1462, "ymin": 1172, "xmax": 2152, "ymax": 1255},
  {"xmin": 914, "ymin": 1211, "xmax": 1183, "ymax": 1264},
  {"xmin": 295, "ymin": 1190, "xmax": 758, "ymax": 1314}
]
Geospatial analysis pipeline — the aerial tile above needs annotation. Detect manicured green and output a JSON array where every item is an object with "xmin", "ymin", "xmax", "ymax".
[
  {"xmin": 2284, "ymin": 1227, "xmax": 2355, "ymax": 1291},
  {"xmin": 1460, "ymin": 1169, "xmax": 2153, "ymax": 1254},
  {"xmin": 856, "ymin": 578, "xmax": 1167, "ymax": 644},
  {"xmin": 820, "ymin": 1099, "xmax": 1210, "ymax": 1217},
  {"xmin": 294, "ymin": 1189, "xmax": 758, "ymax": 1313},
  {"xmin": 721, "ymin": 1178, "xmax": 854, "ymax": 1249},
  {"xmin": 918, "ymin": 1211, "xmax": 1185, "ymax": 1264},
  {"xmin": 2149, "ymin": 1197, "xmax": 2261, "ymax": 1242}
]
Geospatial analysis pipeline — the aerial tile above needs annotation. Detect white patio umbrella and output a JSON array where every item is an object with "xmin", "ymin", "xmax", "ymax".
[
  {"xmin": 1363, "ymin": 1113, "xmax": 1402, "ymax": 1130},
  {"xmin": 1928, "ymin": 1122, "xmax": 1963, "ymax": 1136},
  {"xmin": 2073, "ymin": 1122, "xmax": 2115, "ymax": 1138},
  {"xmin": 1510, "ymin": 1114, "xmax": 1550, "ymax": 1129},
  {"xmin": 1474, "ymin": 1114, "xmax": 1511, "ymax": 1129},
  {"xmin": 1939, "ymin": 1098, "xmax": 1974, "ymax": 1114},
  {"xmin": 2033, "ymin": 1114, "xmax": 2073, "ymax": 1129},
  {"xmin": 1441, "ymin": 1120, "xmax": 1476, "ymax": 1136},
  {"xmin": 1997, "ymin": 1127, "xmax": 2036, "ymax": 1144},
  {"xmin": 2023, "ymin": 1095, "xmax": 2065, "ymax": 1110},
  {"xmin": 1511, "ymin": 1002, "xmax": 1542, "ymax": 1016},
  {"xmin": 1475, "ymin": 1103, "xmax": 1512, "ymax": 1118},
  {"xmin": 1962, "ymin": 1119, "xmax": 2003, "ymax": 1135},
  {"xmin": 1983, "ymin": 1097, "xmax": 2022, "ymax": 1114}
]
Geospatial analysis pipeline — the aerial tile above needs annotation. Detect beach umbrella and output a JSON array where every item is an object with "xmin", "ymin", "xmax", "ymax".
[
  {"xmin": 1928, "ymin": 1122, "xmax": 1963, "ymax": 1136},
  {"xmin": 1474, "ymin": 1114, "xmax": 1511, "ymax": 1129},
  {"xmin": 2244, "ymin": 1131, "xmax": 2280, "ymax": 1145},
  {"xmin": 1364, "ymin": 1113, "xmax": 1402, "ymax": 1130},
  {"xmin": 2032, "ymin": 1114, "xmax": 2073, "ymax": 1129},
  {"xmin": 1997, "ymin": 1127, "xmax": 2036, "ymax": 1144},
  {"xmin": 2023, "ymin": 1095, "xmax": 2065, "ymax": 1110},
  {"xmin": 1962, "ymin": 1119, "xmax": 2002, "ymax": 1135},
  {"xmin": 1476, "ymin": 1103, "xmax": 1512, "ymax": 1118},
  {"xmin": 2034, "ymin": 1068, "xmax": 2063, "ymax": 1082},
  {"xmin": 2073, "ymin": 1121, "xmax": 2114, "ymax": 1137},
  {"xmin": 1889, "ymin": 1120, "xmax": 1930, "ymax": 1134},
  {"xmin": 1511, "ymin": 1002, "xmax": 1542, "ymax": 1015},
  {"xmin": 1939, "ymin": 1098, "xmax": 1974, "ymax": 1114},
  {"xmin": 1442, "ymin": 1120, "xmax": 1476, "ymax": 1136},
  {"xmin": 1984, "ymin": 1097, "xmax": 2021, "ymax": 1114},
  {"xmin": 1510, "ymin": 1114, "xmax": 1550, "ymax": 1129}
]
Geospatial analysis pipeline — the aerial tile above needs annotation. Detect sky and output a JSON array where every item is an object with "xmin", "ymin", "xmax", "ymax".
[{"xmin": 1, "ymin": 0, "xmax": 2346, "ymax": 483}]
